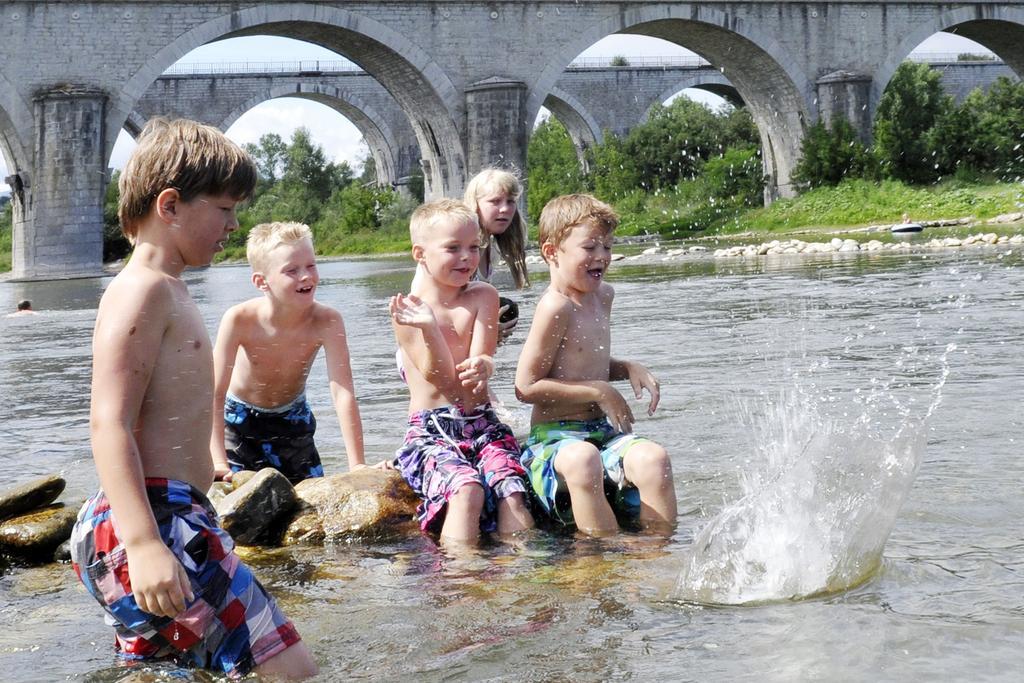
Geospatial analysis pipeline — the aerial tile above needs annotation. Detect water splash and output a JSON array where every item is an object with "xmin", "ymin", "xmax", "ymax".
[{"xmin": 673, "ymin": 345, "xmax": 953, "ymax": 606}]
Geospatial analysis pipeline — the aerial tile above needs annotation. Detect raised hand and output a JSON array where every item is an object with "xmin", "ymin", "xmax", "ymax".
[
  {"xmin": 626, "ymin": 361, "xmax": 661, "ymax": 415},
  {"xmin": 389, "ymin": 293, "xmax": 435, "ymax": 328}
]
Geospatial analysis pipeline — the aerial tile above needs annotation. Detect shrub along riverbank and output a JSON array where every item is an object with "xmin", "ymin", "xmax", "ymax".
[{"xmin": 2, "ymin": 178, "xmax": 1020, "ymax": 275}]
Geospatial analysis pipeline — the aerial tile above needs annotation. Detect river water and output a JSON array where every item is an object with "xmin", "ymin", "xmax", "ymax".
[{"xmin": 1, "ymin": 244, "xmax": 1022, "ymax": 681}]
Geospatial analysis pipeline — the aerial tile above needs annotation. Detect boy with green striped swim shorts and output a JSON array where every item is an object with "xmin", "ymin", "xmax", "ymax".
[
  {"xmin": 521, "ymin": 419, "xmax": 645, "ymax": 526},
  {"xmin": 515, "ymin": 194, "xmax": 678, "ymax": 536}
]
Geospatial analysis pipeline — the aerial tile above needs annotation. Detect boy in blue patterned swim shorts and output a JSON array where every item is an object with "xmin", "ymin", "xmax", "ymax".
[
  {"xmin": 389, "ymin": 199, "xmax": 533, "ymax": 545},
  {"xmin": 515, "ymin": 194, "xmax": 677, "ymax": 536},
  {"xmin": 209, "ymin": 222, "xmax": 365, "ymax": 483},
  {"xmin": 70, "ymin": 118, "xmax": 317, "ymax": 679}
]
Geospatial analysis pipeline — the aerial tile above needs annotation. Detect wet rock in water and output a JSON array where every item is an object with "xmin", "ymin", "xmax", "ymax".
[
  {"xmin": 0, "ymin": 474, "xmax": 66, "ymax": 521},
  {"xmin": 216, "ymin": 469, "xmax": 297, "ymax": 546},
  {"xmin": 0, "ymin": 502, "xmax": 80, "ymax": 560},
  {"xmin": 283, "ymin": 469, "xmax": 419, "ymax": 545},
  {"xmin": 54, "ymin": 538, "xmax": 71, "ymax": 563},
  {"xmin": 206, "ymin": 480, "xmax": 234, "ymax": 508}
]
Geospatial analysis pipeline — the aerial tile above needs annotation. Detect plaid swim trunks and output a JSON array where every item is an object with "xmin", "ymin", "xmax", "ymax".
[
  {"xmin": 520, "ymin": 419, "xmax": 646, "ymax": 526},
  {"xmin": 395, "ymin": 403, "xmax": 529, "ymax": 533},
  {"xmin": 69, "ymin": 478, "xmax": 302, "ymax": 679},
  {"xmin": 224, "ymin": 392, "xmax": 324, "ymax": 484}
]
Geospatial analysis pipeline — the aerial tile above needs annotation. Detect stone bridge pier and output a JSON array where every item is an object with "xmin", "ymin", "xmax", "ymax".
[{"xmin": 1, "ymin": 1, "xmax": 1023, "ymax": 280}]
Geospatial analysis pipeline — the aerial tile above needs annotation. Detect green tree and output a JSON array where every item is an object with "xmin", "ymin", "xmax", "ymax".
[
  {"xmin": 280, "ymin": 128, "xmax": 354, "ymax": 203},
  {"xmin": 585, "ymin": 134, "xmax": 640, "ymax": 200},
  {"xmin": 973, "ymin": 77, "xmax": 1024, "ymax": 177},
  {"xmin": 620, "ymin": 98, "xmax": 759, "ymax": 190},
  {"xmin": 874, "ymin": 61, "xmax": 951, "ymax": 183},
  {"xmin": 0, "ymin": 200, "xmax": 12, "ymax": 272},
  {"xmin": 244, "ymin": 133, "xmax": 287, "ymax": 193},
  {"xmin": 793, "ymin": 118, "xmax": 877, "ymax": 188},
  {"xmin": 526, "ymin": 117, "xmax": 586, "ymax": 219},
  {"xmin": 702, "ymin": 146, "xmax": 764, "ymax": 204},
  {"xmin": 102, "ymin": 171, "xmax": 131, "ymax": 262},
  {"xmin": 242, "ymin": 182, "xmax": 322, "ymax": 227}
]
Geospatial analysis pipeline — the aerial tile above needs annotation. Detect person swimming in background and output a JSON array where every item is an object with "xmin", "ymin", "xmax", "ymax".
[{"xmin": 6, "ymin": 300, "xmax": 36, "ymax": 317}]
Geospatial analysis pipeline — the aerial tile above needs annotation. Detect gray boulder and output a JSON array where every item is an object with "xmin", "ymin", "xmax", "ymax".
[
  {"xmin": 283, "ymin": 469, "xmax": 419, "ymax": 545},
  {"xmin": 215, "ymin": 469, "xmax": 297, "ymax": 546},
  {"xmin": 0, "ymin": 474, "xmax": 65, "ymax": 521}
]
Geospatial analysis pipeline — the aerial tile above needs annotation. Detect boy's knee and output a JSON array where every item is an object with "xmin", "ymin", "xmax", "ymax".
[
  {"xmin": 626, "ymin": 443, "xmax": 673, "ymax": 486},
  {"xmin": 450, "ymin": 482, "xmax": 485, "ymax": 511},
  {"xmin": 555, "ymin": 442, "xmax": 604, "ymax": 487}
]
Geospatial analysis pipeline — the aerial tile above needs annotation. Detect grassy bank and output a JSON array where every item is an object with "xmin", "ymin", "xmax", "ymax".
[
  {"xmin": 612, "ymin": 178, "xmax": 1023, "ymax": 241},
  {"xmin": 2, "ymin": 179, "xmax": 1022, "ymax": 273}
]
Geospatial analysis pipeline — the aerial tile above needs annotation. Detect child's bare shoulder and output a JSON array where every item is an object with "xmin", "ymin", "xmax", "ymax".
[
  {"xmin": 102, "ymin": 264, "xmax": 176, "ymax": 311},
  {"xmin": 309, "ymin": 300, "xmax": 345, "ymax": 329},
  {"xmin": 462, "ymin": 280, "xmax": 499, "ymax": 304},
  {"xmin": 220, "ymin": 297, "xmax": 263, "ymax": 327},
  {"xmin": 536, "ymin": 286, "xmax": 576, "ymax": 319}
]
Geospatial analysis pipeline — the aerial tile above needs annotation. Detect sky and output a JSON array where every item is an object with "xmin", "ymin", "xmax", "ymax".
[{"xmin": 0, "ymin": 32, "xmax": 992, "ymax": 193}]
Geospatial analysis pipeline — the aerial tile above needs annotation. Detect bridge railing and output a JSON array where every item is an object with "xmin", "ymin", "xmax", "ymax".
[
  {"xmin": 566, "ymin": 56, "xmax": 711, "ymax": 69},
  {"xmin": 161, "ymin": 53, "xmax": 1002, "ymax": 77},
  {"xmin": 163, "ymin": 60, "xmax": 362, "ymax": 75},
  {"xmin": 908, "ymin": 53, "xmax": 1001, "ymax": 64}
]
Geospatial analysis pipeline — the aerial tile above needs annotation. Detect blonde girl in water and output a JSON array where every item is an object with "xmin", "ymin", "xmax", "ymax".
[{"xmin": 463, "ymin": 168, "xmax": 531, "ymax": 338}]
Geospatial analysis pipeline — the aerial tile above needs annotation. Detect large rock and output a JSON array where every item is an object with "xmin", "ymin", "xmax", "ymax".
[
  {"xmin": 0, "ymin": 474, "xmax": 66, "ymax": 521},
  {"xmin": 216, "ymin": 469, "xmax": 297, "ymax": 546},
  {"xmin": 283, "ymin": 469, "xmax": 419, "ymax": 545},
  {"xmin": 0, "ymin": 502, "xmax": 80, "ymax": 560}
]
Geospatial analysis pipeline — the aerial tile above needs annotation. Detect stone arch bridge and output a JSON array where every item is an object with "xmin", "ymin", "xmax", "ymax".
[
  {"xmin": 2, "ymin": 0, "xmax": 1022, "ymax": 279},
  {"xmin": 138, "ymin": 57, "xmax": 1009, "ymax": 189}
]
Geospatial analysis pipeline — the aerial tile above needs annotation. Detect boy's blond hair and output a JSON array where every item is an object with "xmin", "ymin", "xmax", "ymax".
[
  {"xmin": 464, "ymin": 168, "xmax": 530, "ymax": 289},
  {"xmin": 118, "ymin": 117, "xmax": 256, "ymax": 243},
  {"xmin": 538, "ymin": 194, "xmax": 619, "ymax": 260},
  {"xmin": 409, "ymin": 198, "xmax": 479, "ymax": 245},
  {"xmin": 246, "ymin": 222, "xmax": 314, "ymax": 272}
]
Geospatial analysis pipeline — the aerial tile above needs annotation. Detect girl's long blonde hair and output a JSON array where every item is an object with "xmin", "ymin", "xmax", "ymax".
[{"xmin": 464, "ymin": 168, "xmax": 530, "ymax": 289}]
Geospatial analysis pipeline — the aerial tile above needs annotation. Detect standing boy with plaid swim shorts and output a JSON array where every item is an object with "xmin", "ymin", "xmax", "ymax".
[
  {"xmin": 69, "ymin": 118, "xmax": 317, "ymax": 679},
  {"xmin": 515, "ymin": 194, "xmax": 677, "ymax": 536},
  {"xmin": 389, "ymin": 198, "xmax": 533, "ymax": 546}
]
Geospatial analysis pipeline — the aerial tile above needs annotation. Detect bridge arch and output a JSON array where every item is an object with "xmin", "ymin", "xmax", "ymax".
[
  {"xmin": 0, "ymin": 68, "xmax": 32, "ymax": 189},
  {"xmin": 651, "ymin": 73, "xmax": 744, "ymax": 112},
  {"xmin": 112, "ymin": 5, "xmax": 465, "ymax": 198},
  {"xmin": 875, "ymin": 7, "xmax": 1024, "ymax": 106},
  {"xmin": 529, "ymin": 5, "xmax": 812, "ymax": 201},
  {"xmin": 217, "ymin": 83, "xmax": 401, "ymax": 188},
  {"xmin": 542, "ymin": 88, "xmax": 603, "ymax": 172}
]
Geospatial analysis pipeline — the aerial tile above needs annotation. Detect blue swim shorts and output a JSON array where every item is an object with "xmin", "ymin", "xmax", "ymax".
[
  {"xmin": 520, "ymin": 419, "xmax": 646, "ymax": 526},
  {"xmin": 224, "ymin": 392, "xmax": 324, "ymax": 484}
]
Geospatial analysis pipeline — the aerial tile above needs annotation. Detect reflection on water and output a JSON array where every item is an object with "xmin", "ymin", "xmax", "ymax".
[{"xmin": 1, "ymin": 247, "xmax": 1023, "ymax": 680}]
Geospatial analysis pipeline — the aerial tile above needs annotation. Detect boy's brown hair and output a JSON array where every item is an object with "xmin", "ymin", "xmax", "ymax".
[
  {"xmin": 118, "ymin": 117, "xmax": 257, "ymax": 242},
  {"xmin": 246, "ymin": 222, "xmax": 314, "ymax": 272},
  {"xmin": 409, "ymin": 198, "xmax": 479, "ymax": 245},
  {"xmin": 538, "ymin": 194, "xmax": 618, "ymax": 259}
]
